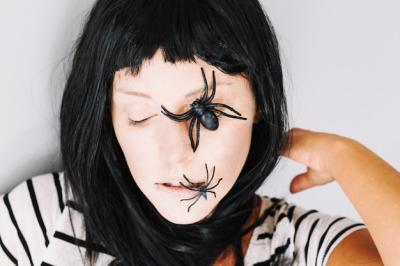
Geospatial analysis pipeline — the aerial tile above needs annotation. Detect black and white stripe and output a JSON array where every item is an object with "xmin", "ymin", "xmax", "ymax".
[
  {"xmin": 52, "ymin": 172, "xmax": 65, "ymax": 213},
  {"xmin": 1, "ymin": 173, "xmax": 367, "ymax": 266},
  {"xmin": 27, "ymin": 178, "xmax": 50, "ymax": 247},
  {"xmin": 0, "ymin": 172, "xmax": 116, "ymax": 265},
  {"xmin": 244, "ymin": 195, "xmax": 367, "ymax": 266},
  {"xmin": 3, "ymin": 192, "xmax": 34, "ymax": 265},
  {"xmin": 0, "ymin": 234, "xmax": 18, "ymax": 265}
]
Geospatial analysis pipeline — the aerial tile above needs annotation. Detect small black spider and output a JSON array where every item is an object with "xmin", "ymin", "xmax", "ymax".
[
  {"xmin": 179, "ymin": 163, "xmax": 223, "ymax": 212},
  {"xmin": 161, "ymin": 67, "xmax": 247, "ymax": 152}
]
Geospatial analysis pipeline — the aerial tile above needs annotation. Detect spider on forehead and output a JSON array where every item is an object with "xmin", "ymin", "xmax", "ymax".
[
  {"xmin": 179, "ymin": 163, "xmax": 223, "ymax": 212},
  {"xmin": 161, "ymin": 67, "xmax": 247, "ymax": 152}
]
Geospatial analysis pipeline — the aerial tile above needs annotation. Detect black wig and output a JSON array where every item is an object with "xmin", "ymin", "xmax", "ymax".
[{"xmin": 59, "ymin": 0, "xmax": 292, "ymax": 265}]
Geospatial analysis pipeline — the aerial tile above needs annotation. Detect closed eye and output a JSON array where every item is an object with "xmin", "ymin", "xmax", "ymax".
[
  {"xmin": 128, "ymin": 114, "xmax": 156, "ymax": 126},
  {"xmin": 128, "ymin": 118, "xmax": 147, "ymax": 126}
]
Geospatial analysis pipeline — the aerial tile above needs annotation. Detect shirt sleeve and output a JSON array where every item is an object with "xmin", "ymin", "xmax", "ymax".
[
  {"xmin": 272, "ymin": 199, "xmax": 368, "ymax": 266},
  {"xmin": 0, "ymin": 172, "xmax": 65, "ymax": 266}
]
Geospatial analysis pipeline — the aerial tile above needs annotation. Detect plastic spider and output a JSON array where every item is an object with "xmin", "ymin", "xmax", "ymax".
[
  {"xmin": 179, "ymin": 163, "xmax": 223, "ymax": 212},
  {"xmin": 161, "ymin": 67, "xmax": 247, "ymax": 152}
]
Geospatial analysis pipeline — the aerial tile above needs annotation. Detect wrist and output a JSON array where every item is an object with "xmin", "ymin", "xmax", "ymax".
[{"xmin": 330, "ymin": 136, "xmax": 366, "ymax": 179}]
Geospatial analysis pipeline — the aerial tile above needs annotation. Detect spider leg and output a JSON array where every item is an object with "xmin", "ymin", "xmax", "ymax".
[
  {"xmin": 161, "ymin": 105, "xmax": 193, "ymax": 121},
  {"xmin": 193, "ymin": 118, "xmax": 201, "ymax": 152},
  {"xmin": 207, "ymin": 178, "xmax": 223, "ymax": 190},
  {"xmin": 182, "ymin": 174, "xmax": 195, "ymax": 186},
  {"xmin": 205, "ymin": 163, "xmax": 209, "ymax": 184},
  {"xmin": 205, "ymin": 165, "xmax": 215, "ymax": 187},
  {"xmin": 211, "ymin": 109, "xmax": 247, "ymax": 120},
  {"xmin": 205, "ymin": 70, "xmax": 216, "ymax": 104},
  {"xmin": 207, "ymin": 191, "xmax": 217, "ymax": 198},
  {"xmin": 189, "ymin": 117, "xmax": 197, "ymax": 151},
  {"xmin": 199, "ymin": 68, "xmax": 209, "ymax": 103},
  {"xmin": 179, "ymin": 182, "xmax": 201, "ymax": 191},
  {"xmin": 180, "ymin": 194, "xmax": 199, "ymax": 202},
  {"xmin": 187, "ymin": 194, "xmax": 201, "ymax": 212},
  {"xmin": 207, "ymin": 103, "xmax": 242, "ymax": 116}
]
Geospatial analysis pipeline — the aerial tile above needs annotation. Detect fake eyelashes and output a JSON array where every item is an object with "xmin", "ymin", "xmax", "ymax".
[
  {"xmin": 161, "ymin": 67, "xmax": 247, "ymax": 152},
  {"xmin": 179, "ymin": 163, "xmax": 222, "ymax": 212}
]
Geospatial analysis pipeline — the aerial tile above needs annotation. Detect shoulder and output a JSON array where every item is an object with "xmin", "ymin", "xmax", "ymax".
[
  {"xmin": 0, "ymin": 171, "xmax": 69, "ymax": 265},
  {"xmin": 0, "ymin": 172, "xmax": 117, "ymax": 265},
  {"xmin": 245, "ymin": 195, "xmax": 367, "ymax": 266}
]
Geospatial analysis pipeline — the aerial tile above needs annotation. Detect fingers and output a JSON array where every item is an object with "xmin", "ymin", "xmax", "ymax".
[
  {"xmin": 290, "ymin": 167, "xmax": 335, "ymax": 193},
  {"xmin": 290, "ymin": 172, "xmax": 311, "ymax": 193},
  {"xmin": 280, "ymin": 127, "xmax": 335, "ymax": 171}
]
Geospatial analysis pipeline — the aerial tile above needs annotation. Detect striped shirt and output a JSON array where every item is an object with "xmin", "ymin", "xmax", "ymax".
[{"xmin": 0, "ymin": 172, "xmax": 367, "ymax": 265}]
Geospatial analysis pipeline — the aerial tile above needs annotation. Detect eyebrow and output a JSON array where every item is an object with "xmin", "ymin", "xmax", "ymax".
[{"xmin": 115, "ymin": 81, "xmax": 233, "ymax": 99}]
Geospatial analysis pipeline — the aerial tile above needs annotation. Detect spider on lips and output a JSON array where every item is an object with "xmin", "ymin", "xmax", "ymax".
[
  {"xmin": 160, "ymin": 67, "xmax": 247, "ymax": 152},
  {"xmin": 179, "ymin": 163, "xmax": 222, "ymax": 212}
]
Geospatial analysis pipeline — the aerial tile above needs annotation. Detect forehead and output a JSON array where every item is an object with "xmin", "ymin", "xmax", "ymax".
[{"xmin": 113, "ymin": 49, "xmax": 236, "ymax": 97}]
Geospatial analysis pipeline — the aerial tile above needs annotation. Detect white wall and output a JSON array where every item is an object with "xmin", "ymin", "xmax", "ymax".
[
  {"xmin": 0, "ymin": 1, "xmax": 95, "ymax": 192},
  {"xmin": 1, "ymin": 1, "xmax": 399, "ymax": 222},
  {"xmin": 257, "ymin": 0, "xmax": 400, "ymax": 222}
]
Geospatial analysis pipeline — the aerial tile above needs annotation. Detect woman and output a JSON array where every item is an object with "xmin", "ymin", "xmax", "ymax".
[{"xmin": 0, "ymin": 0, "xmax": 398, "ymax": 265}]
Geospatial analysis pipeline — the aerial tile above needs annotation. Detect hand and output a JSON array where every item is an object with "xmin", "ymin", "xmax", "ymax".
[
  {"xmin": 280, "ymin": 127, "xmax": 358, "ymax": 193},
  {"xmin": 281, "ymin": 128, "xmax": 400, "ymax": 266}
]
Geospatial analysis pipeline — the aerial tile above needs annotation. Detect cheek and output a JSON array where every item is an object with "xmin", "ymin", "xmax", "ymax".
[
  {"xmin": 206, "ymin": 121, "xmax": 253, "ymax": 182},
  {"xmin": 112, "ymin": 119, "xmax": 155, "ymax": 173}
]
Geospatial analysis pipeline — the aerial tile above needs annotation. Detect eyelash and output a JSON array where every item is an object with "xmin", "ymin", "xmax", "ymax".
[{"xmin": 128, "ymin": 118, "xmax": 149, "ymax": 126}]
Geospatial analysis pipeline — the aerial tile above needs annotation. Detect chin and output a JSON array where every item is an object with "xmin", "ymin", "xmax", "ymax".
[
  {"xmin": 152, "ymin": 200, "xmax": 215, "ymax": 225},
  {"xmin": 160, "ymin": 209, "xmax": 212, "ymax": 225},
  {"xmin": 140, "ymin": 183, "xmax": 222, "ymax": 224}
]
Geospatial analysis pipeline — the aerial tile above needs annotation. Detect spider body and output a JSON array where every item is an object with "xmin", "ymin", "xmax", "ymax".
[
  {"xmin": 161, "ymin": 67, "xmax": 247, "ymax": 152},
  {"xmin": 190, "ymin": 100, "xmax": 219, "ymax": 130},
  {"xmin": 179, "ymin": 163, "xmax": 222, "ymax": 212}
]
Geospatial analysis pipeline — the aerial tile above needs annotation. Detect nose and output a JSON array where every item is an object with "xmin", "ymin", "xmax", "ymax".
[{"xmin": 158, "ymin": 113, "xmax": 195, "ymax": 165}]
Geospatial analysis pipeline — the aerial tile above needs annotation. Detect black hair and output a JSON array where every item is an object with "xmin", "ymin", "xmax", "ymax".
[{"xmin": 60, "ymin": 0, "xmax": 292, "ymax": 265}]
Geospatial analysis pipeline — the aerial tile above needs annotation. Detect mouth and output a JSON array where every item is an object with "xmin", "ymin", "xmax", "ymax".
[
  {"xmin": 155, "ymin": 181, "xmax": 207, "ymax": 198},
  {"xmin": 155, "ymin": 179, "xmax": 206, "ymax": 197},
  {"xmin": 159, "ymin": 182, "xmax": 205, "ymax": 188}
]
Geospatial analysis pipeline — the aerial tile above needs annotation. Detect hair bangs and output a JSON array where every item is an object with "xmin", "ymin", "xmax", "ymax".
[{"xmin": 109, "ymin": 0, "xmax": 249, "ymax": 78}]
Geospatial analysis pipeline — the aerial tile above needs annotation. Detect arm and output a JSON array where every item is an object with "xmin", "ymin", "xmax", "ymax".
[
  {"xmin": 281, "ymin": 128, "xmax": 400, "ymax": 265},
  {"xmin": 326, "ymin": 228, "xmax": 383, "ymax": 265},
  {"xmin": 328, "ymin": 136, "xmax": 400, "ymax": 265}
]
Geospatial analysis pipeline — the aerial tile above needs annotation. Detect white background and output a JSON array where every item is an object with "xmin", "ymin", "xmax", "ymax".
[{"xmin": 0, "ymin": 0, "xmax": 399, "ymax": 223}]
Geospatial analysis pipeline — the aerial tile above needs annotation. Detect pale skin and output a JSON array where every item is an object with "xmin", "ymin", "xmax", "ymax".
[
  {"xmin": 111, "ymin": 49, "xmax": 258, "ymax": 224},
  {"xmin": 111, "ymin": 48, "xmax": 398, "ymax": 263},
  {"xmin": 281, "ymin": 128, "xmax": 400, "ymax": 265}
]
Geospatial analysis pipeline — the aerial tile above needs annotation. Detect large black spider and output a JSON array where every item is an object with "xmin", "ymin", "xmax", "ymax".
[
  {"xmin": 179, "ymin": 163, "xmax": 223, "ymax": 213},
  {"xmin": 160, "ymin": 67, "xmax": 247, "ymax": 152}
]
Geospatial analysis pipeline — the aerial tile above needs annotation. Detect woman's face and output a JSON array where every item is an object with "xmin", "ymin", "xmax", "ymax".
[{"xmin": 111, "ymin": 48, "xmax": 259, "ymax": 224}]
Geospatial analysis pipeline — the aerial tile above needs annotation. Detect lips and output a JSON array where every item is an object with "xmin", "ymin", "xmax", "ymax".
[
  {"xmin": 156, "ymin": 180, "xmax": 206, "ymax": 198},
  {"xmin": 160, "ymin": 182, "xmax": 205, "ymax": 188}
]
